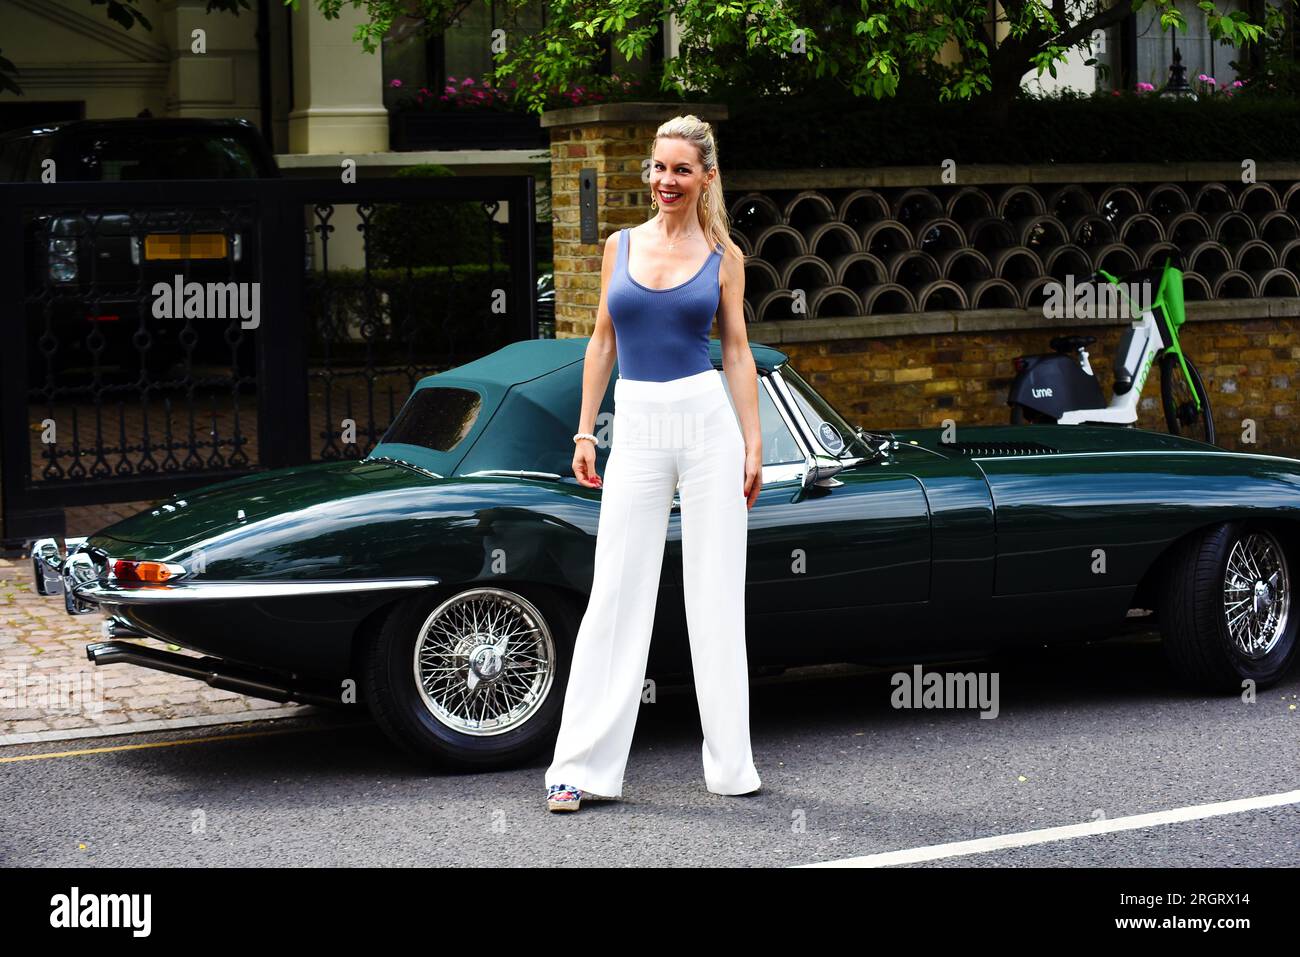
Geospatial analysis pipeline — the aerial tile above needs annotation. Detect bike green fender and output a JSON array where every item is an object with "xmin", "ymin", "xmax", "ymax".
[{"xmin": 1158, "ymin": 264, "xmax": 1200, "ymax": 412}]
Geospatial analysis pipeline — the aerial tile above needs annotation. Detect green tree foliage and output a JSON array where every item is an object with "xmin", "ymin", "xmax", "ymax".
[{"xmin": 282, "ymin": 0, "xmax": 1290, "ymax": 117}]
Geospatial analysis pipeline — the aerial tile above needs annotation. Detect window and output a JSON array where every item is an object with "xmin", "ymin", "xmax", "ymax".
[
  {"xmin": 776, "ymin": 364, "xmax": 873, "ymax": 459},
  {"xmin": 757, "ymin": 379, "xmax": 806, "ymax": 466},
  {"xmin": 716, "ymin": 372, "xmax": 805, "ymax": 468},
  {"xmin": 54, "ymin": 132, "xmax": 267, "ymax": 181},
  {"xmin": 24, "ymin": 137, "xmax": 53, "ymax": 180},
  {"xmin": 1101, "ymin": 8, "xmax": 1243, "ymax": 93},
  {"xmin": 382, "ymin": 2, "xmax": 548, "ymax": 106},
  {"xmin": 0, "ymin": 136, "xmax": 38, "ymax": 182},
  {"xmin": 380, "ymin": 387, "xmax": 482, "ymax": 452},
  {"xmin": 0, "ymin": 137, "xmax": 26, "ymax": 180}
]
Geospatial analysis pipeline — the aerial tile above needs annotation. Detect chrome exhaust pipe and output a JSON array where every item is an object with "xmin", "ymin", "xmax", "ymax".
[{"xmin": 85, "ymin": 640, "xmax": 340, "ymax": 707}]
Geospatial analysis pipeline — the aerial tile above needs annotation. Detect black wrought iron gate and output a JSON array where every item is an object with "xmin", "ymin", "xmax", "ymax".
[{"xmin": 0, "ymin": 175, "xmax": 536, "ymax": 545}]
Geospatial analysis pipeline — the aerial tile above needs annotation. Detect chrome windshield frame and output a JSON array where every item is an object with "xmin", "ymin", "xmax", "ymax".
[{"xmin": 766, "ymin": 365, "xmax": 876, "ymax": 472}]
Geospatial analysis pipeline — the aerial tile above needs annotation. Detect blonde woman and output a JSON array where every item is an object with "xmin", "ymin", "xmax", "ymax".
[{"xmin": 545, "ymin": 115, "xmax": 763, "ymax": 811}]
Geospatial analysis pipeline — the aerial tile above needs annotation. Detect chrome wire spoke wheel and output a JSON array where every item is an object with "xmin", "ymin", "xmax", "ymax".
[
  {"xmin": 1222, "ymin": 530, "xmax": 1290, "ymax": 659},
  {"xmin": 412, "ymin": 587, "xmax": 556, "ymax": 736}
]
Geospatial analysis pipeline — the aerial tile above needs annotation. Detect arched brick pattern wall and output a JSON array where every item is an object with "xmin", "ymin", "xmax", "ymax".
[{"xmin": 727, "ymin": 181, "xmax": 1300, "ymax": 323}]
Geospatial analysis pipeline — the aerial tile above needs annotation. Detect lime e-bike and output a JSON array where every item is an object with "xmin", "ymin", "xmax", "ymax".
[{"xmin": 1007, "ymin": 254, "xmax": 1215, "ymax": 445}]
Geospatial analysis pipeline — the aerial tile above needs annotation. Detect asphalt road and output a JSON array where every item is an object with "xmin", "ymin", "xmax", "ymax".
[{"xmin": 2, "ymin": 634, "xmax": 1297, "ymax": 868}]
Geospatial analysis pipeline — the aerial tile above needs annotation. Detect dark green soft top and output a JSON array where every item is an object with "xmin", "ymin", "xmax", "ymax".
[{"xmin": 367, "ymin": 336, "xmax": 787, "ymax": 479}]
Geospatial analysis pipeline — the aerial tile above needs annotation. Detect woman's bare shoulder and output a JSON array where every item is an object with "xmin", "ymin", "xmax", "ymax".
[{"xmin": 718, "ymin": 233, "xmax": 746, "ymax": 272}]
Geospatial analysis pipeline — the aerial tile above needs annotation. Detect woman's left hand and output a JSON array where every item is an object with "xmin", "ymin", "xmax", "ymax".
[{"xmin": 743, "ymin": 444, "xmax": 762, "ymax": 510}]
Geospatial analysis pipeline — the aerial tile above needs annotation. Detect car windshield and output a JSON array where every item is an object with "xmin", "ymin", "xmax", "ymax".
[
  {"xmin": 58, "ymin": 131, "xmax": 267, "ymax": 180},
  {"xmin": 779, "ymin": 364, "xmax": 874, "ymax": 459}
]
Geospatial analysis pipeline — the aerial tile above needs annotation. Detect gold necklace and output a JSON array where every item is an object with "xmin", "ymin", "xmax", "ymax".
[{"xmin": 663, "ymin": 225, "xmax": 697, "ymax": 251}]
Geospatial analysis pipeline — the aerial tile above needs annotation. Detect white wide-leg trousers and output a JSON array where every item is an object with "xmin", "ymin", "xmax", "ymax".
[{"xmin": 545, "ymin": 368, "xmax": 761, "ymax": 797}]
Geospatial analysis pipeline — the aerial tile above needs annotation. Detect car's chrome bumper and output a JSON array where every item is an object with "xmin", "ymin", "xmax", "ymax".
[
  {"xmin": 70, "ymin": 577, "xmax": 441, "ymax": 604},
  {"xmin": 31, "ymin": 536, "xmax": 99, "ymax": 614},
  {"xmin": 31, "ymin": 536, "xmax": 440, "ymax": 612}
]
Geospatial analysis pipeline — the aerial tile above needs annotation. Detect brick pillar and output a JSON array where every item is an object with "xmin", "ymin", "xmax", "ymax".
[{"xmin": 539, "ymin": 102, "xmax": 728, "ymax": 338}]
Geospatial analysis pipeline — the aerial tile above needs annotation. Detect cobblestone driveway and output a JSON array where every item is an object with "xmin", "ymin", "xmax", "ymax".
[{"xmin": 0, "ymin": 553, "xmax": 309, "ymax": 741}]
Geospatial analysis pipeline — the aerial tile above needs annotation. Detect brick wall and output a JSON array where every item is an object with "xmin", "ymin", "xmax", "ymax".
[
  {"xmin": 776, "ymin": 316, "xmax": 1300, "ymax": 455},
  {"xmin": 544, "ymin": 106, "xmax": 730, "ymax": 339},
  {"xmin": 539, "ymin": 105, "xmax": 1300, "ymax": 457},
  {"xmin": 549, "ymin": 119, "xmax": 641, "ymax": 338}
]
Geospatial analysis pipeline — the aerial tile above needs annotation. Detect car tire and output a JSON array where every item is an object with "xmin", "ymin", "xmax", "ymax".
[
  {"xmin": 1159, "ymin": 352, "xmax": 1216, "ymax": 445},
  {"xmin": 1157, "ymin": 522, "xmax": 1297, "ymax": 692},
  {"xmin": 360, "ymin": 584, "xmax": 579, "ymax": 769}
]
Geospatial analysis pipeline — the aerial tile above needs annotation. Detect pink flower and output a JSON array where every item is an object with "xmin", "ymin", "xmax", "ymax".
[
  {"xmin": 1197, "ymin": 73, "xmax": 1208, "ymax": 82},
  {"xmin": 1206, "ymin": 77, "xmax": 1216, "ymax": 85},
  {"xmin": 461, "ymin": 77, "xmax": 475, "ymax": 87},
  {"xmin": 389, "ymin": 78, "xmax": 402, "ymax": 88},
  {"xmin": 1233, "ymin": 79, "xmax": 1243, "ymax": 88}
]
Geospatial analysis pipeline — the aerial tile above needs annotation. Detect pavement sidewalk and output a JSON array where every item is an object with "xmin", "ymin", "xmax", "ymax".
[{"xmin": 0, "ymin": 548, "xmax": 312, "ymax": 745}]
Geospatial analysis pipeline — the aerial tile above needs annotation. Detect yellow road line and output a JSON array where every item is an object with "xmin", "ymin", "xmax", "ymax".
[{"xmin": 0, "ymin": 722, "xmax": 369, "ymax": 763}]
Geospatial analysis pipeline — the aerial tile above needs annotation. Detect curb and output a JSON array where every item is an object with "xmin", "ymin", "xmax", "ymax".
[{"xmin": 0, "ymin": 704, "xmax": 324, "ymax": 747}]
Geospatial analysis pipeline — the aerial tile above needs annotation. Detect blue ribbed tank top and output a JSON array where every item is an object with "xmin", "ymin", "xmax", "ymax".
[{"xmin": 606, "ymin": 227, "xmax": 724, "ymax": 382}]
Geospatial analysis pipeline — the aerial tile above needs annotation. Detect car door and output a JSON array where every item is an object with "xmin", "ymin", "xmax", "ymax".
[{"xmin": 659, "ymin": 366, "xmax": 930, "ymax": 630}]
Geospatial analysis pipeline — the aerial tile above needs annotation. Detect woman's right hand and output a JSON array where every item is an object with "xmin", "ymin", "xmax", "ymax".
[{"xmin": 573, "ymin": 440, "xmax": 602, "ymax": 488}]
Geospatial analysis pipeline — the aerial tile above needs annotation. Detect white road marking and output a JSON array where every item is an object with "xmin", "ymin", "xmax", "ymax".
[{"xmin": 799, "ymin": 788, "xmax": 1300, "ymax": 867}]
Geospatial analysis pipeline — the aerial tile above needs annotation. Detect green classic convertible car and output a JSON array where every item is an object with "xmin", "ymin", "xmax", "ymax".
[{"xmin": 31, "ymin": 338, "xmax": 1300, "ymax": 768}]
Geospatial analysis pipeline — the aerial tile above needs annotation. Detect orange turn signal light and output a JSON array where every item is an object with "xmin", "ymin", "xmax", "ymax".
[{"xmin": 112, "ymin": 559, "xmax": 185, "ymax": 583}]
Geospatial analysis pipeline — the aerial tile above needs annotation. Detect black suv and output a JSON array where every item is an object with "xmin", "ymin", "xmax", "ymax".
[{"xmin": 1, "ymin": 117, "xmax": 279, "ymax": 381}]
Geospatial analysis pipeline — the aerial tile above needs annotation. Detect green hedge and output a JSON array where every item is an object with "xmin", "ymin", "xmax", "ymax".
[
  {"xmin": 718, "ymin": 86, "xmax": 1300, "ymax": 167},
  {"xmin": 304, "ymin": 264, "xmax": 515, "ymax": 365}
]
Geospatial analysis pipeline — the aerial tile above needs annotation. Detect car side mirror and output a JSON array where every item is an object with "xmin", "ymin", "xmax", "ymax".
[{"xmin": 801, "ymin": 452, "xmax": 845, "ymax": 490}]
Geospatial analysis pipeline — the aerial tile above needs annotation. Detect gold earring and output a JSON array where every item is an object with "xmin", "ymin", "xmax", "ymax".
[
  {"xmin": 651, "ymin": 191, "xmax": 657, "ymax": 211},
  {"xmin": 702, "ymin": 192, "xmax": 709, "ymax": 211}
]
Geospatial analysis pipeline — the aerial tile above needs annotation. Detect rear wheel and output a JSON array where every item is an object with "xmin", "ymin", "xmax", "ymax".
[
  {"xmin": 361, "ymin": 584, "xmax": 578, "ymax": 769},
  {"xmin": 1157, "ymin": 522, "xmax": 1297, "ymax": 691},
  {"xmin": 1159, "ymin": 352, "xmax": 1215, "ymax": 445}
]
